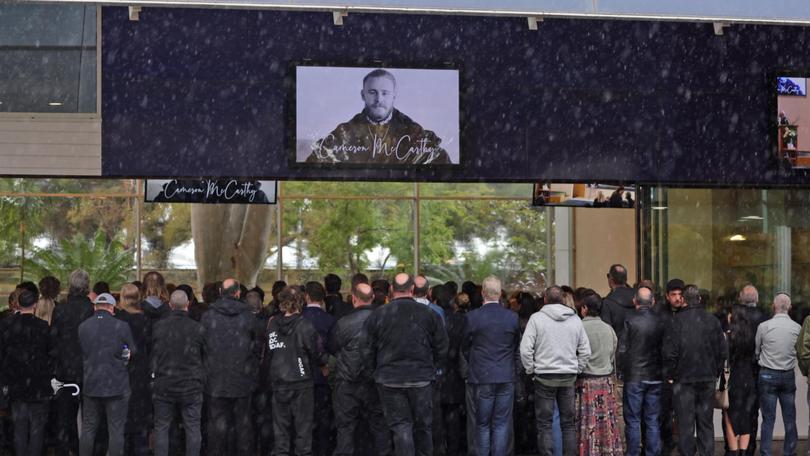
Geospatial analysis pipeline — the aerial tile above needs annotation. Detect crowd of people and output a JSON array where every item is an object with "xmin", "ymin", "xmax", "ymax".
[{"xmin": 0, "ymin": 264, "xmax": 809, "ymax": 456}]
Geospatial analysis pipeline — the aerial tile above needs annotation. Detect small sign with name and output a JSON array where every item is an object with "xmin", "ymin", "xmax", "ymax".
[{"xmin": 144, "ymin": 179, "xmax": 277, "ymax": 204}]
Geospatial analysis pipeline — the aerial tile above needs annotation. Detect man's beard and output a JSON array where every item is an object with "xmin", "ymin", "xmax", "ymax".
[{"xmin": 366, "ymin": 106, "xmax": 392, "ymax": 122}]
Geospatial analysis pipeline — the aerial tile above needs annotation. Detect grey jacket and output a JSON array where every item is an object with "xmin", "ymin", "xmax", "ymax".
[
  {"xmin": 78, "ymin": 310, "xmax": 136, "ymax": 397},
  {"xmin": 520, "ymin": 304, "xmax": 591, "ymax": 376},
  {"xmin": 581, "ymin": 316, "xmax": 617, "ymax": 376}
]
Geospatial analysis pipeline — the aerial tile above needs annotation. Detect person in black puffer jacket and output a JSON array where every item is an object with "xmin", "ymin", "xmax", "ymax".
[
  {"xmin": 266, "ymin": 286, "xmax": 326, "ymax": 456},
  {"xmin": 201, "ymin": 279, "xmax": 262, "ymax": 456},
  {"xmin": 328, "ymin": 283, "xmax": 392, "ymax": 456}
]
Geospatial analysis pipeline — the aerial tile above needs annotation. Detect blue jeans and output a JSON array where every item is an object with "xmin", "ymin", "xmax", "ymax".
[
  {"xmin": 759, "ymin": 368, "xmax": 797, "ymax": 456},
  {"xmin": 623, "ymin": 382, "xmax": 662, "ymax": 456},
  {"xmin": 552, "ymin": 402, "xmax": 562, "ymax": 456},
  {"xmin": 471, "ymin": 383, "xmax": 514, "ymax": 456}
]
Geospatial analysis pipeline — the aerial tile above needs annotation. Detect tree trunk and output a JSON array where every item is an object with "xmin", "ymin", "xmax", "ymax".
[{"xmin": 190, "ymin": 203, "xmax": 276, "ymax": 288}]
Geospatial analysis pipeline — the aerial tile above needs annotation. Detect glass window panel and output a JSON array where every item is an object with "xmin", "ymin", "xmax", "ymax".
[
  {"xmin": 281, "ymin": 198, "xmax": 414, "ymax": 285},
  {"xmin": 14, "ymin": 178, "xmax": 137, "ymax": 195},
  {"xmin": 419, "ymin": 199, "xmax": 548, "ymax": 292},
  {"xmin": 282, "ymin": 181, "xmax": 414, "ymax": 199},
  {"xmin": 140, "ymin": 202, "xmax": 195, "ymax": 286},
  {"xmin": 419, "ymin": 182, "xmax": 533, "ymax": 198},
  {"xmin": 21, "ymin": 196, "xmax": 138, "ymax": 290},
  {"xmin": 644, "ymin": 187, "xmax": 810, "ymax": 318},
  {"xmin": 0, "ymin": 196, "xmax": 22, "ymax": 304},
  {"xmin": 0, "ymin": 5, "xmax": 96, "ymax": 113}
]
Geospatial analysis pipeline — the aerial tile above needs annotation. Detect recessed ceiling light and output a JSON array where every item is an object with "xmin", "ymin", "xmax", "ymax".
[
  {"xmin": 48, "ymin": 102, "xmax": 63, "ymax": 106},
  {"xmin": 729, "ymin": 234, "xmax": 746, "ymax": 241},
  {"xmin": 652, "ymin": 206, "xmax": 668, "ymax": 210},
  {"xmin": 741, "ymin": 215, "xmax": 763, "ymax": 220}
]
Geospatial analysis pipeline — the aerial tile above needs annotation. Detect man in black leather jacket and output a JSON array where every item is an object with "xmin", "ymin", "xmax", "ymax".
[
  {"xmin": 618, "ymin": 285, "xmax": 665, "ymax": 456},
  {"xmin": 328, "ymin": 283, "xmax": 392, "ymax": 456}
]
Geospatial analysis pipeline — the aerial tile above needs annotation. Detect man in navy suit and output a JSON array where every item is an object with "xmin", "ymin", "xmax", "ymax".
[{"xmin": 462, "ymin": 276, "xmax": 521, "ymax": 456}]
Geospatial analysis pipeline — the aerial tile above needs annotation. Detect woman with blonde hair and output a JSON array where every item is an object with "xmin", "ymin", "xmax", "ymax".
[{"xmin": 117, "ymin": 282, "xmax": 152, "ymax": 455}]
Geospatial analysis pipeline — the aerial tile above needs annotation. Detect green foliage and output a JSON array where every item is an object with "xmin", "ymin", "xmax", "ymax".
[{"xmin": 23, "ymin": 229, "xmax": 135, "ymax": 289}]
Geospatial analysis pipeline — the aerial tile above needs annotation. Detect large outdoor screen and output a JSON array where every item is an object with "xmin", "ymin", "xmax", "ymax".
[
  {"xmin": 776, "ymin": 75, "xmax": 810, "ymax": 170},
  {"xmin": 532, "ymin": 183, "xmax": 636, "ymax": 208},
  {"xmin": 294, "ymin": 65, "xmax": 461, "ymax": 166}
]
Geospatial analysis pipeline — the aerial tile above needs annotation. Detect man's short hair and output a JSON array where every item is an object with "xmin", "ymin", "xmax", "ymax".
[
  {"xmin": 305, "ymin": 281, "xmax": 326, "ymax": 303},
  {"xmin": 739, "ymin": 285, "xmax": 759, "ymax": 307},
  {"xmin": 581, "ymin": 292, "xmax": 602, "ymax": 316},
  {"xmin": 363, "ymin": 69, "xmax": 396, "ymax": 88},
  {"xmin": 608, "ymin": 264, "xmax": 627, "ymax": 285},
  {"xmin": 221, "ymin": 279, "xmax": 240, "ymax": 298},
  {"xmin": 93, "ymin": 281, "xmax": 110, "ymax": 296},
  {"xmin": 170, "ymin": 289, "xmax": 190, "ymax": 309},
  {"xmin": 544, "ymin": 286, "xmax": 564, "ymax": 305},
  {"xmin": 352, "ymin": 283, "xmax": 374, "ymax": 303},
  {"xmin": 16, "ymin": 281, "xmax": 39, "ymax": 298},
  {"xmin": 17, "ymin": 290, "xmax": 37, "ymax": 308},
  {"xmin": 392, "ymin": 273, "xmax": 414, "ymax": 294},
  {"xmin": 324, "ymin": 274, "xmax": 342, "ymax": 294},
  {"xmin": 271, "ymin": 280, "xmax": 287, "ymax": 299},
  {"xmin": 351, "ymin": 273, "xmax": 369, "ymax": 289},
  {"xmin": 774, "ymin": 293, "xmax": 791, "ymax": 313},
  {"xmin": 249, "ymin": 286, "xmax": 265, "ymax": 304},
  {"xmin": 482, "ymin": 276, "xmax": 502, "ymax": 301},
  {"xmin": 413, "ymin": 276, "xmax": 429, "ymax": 298},
  {"xmin": 683, "ymin": 285, "xmax": 701, "ymax": 307},
  {"xmin": 635, "ymin": 287, "xmax": 653, "ymax": 308},
  {"xmin": 69, "ymin": 269, "xmax": 90, "ymax": 296}
]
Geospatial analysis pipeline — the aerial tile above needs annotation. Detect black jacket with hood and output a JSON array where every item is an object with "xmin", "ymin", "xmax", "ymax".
[
  {"xmin": 266, "ymin": 313, "xmax": 325, "ymax": 390},
  {"xmin": 201, "ymin": 296, "xmax": 262, "ymax": 397},
  {"xmin": 600, "ymin": 286, "xmax": 636, "ymax": 339}
]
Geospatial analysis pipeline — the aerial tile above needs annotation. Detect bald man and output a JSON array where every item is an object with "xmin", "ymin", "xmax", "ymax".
[
  {"xmin": 755, "ymin": 293, "xmax": 801, "ymax": 456},
  {"xmin": 200, "ymin": 278, "xmax": 263, "ymax": 456},
  {"xmin": 363, "ymin": 273, "xmax": 448, "ymax": 456},
  {"xmin": 328, "ymin": 283, "xmax": 392, "ymax": 456}
]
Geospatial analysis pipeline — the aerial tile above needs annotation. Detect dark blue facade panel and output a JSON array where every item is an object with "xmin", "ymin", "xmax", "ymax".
[{"xmin": 101, "ymin": 7, "xmax": 810, "ymax": 184}]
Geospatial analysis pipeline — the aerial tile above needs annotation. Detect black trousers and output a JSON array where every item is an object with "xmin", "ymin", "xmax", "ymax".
[
  {"xmin": 206, "ymin": 395, "xmax": 254, "ymax": 456},
  {"xmin": 273, "ymin": 387, "xmax": 314, "ymax": 456},
  {"xmin": 313, "ymin": 384, "xmax": 334, "ymax": 456},
  {"xmin": 672, "ymin": 381, "xmax": 715, "ymax": 456},
  {"xmin": 432, "ymin": 381, "xmax": 445, "ymax": 456},
  {"xmin": 53, "ymin": 388, "xmax": 81, "ymax": 456},
  {"xmin": 440, "ymin": 403, "xmax": 463, "ymax": 456},
  {"xmin": 378, "ymin": 384, "xmax": 433, "ymax": 456},
  {"xmin": 333, "ymin": 381, "xmax": 392, "ymax": 456},
  {"xmin": 659, "ymin": 382, "xmax": 675, "ymax": 453},
  {"xmin": 12, "ymin": 400, "xmax": 49, "ymax": 456},
  {"xmin": 154, "ymin": 393, "xmax": 203, "ymax": 456},
  {"xmin": 253, "ymin": 389, "xmax": 274, "ymax": 456}
]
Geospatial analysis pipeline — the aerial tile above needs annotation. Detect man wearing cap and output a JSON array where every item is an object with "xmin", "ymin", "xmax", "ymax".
[
  {"xmin": 77, "ymin": 293, "xmax": 137, "ymax": 456},
  {"xmin": 755, "ymin": 293, "xmax": 801, "ymax": 456},
  {"xmin": 657, "ymin": 278, "xmax": 685, "ymax": 454},
  {"xmin": 618, "ymin": 285, "xmax": 665, "ymax": 456},
  {"xmin": 0, "ymin": 290, "xmax": 52, "ymax": 456}
]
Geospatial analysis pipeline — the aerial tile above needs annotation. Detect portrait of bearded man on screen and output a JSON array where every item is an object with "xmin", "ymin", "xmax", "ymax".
[{"xmin": 305, "ymin": 69, "xmax": 451, "ymax": 165}]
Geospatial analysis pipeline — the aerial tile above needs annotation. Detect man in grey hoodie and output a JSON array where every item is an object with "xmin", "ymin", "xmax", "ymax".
[{"xmin": 520, "ymin": 286, "xmax": 591, "ymax": 456}]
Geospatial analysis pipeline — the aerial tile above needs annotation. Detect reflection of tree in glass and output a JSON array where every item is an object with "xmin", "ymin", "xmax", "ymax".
[{"xmin": 23, "ymin": 229, "xmax": 134, "ymax": 290}]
